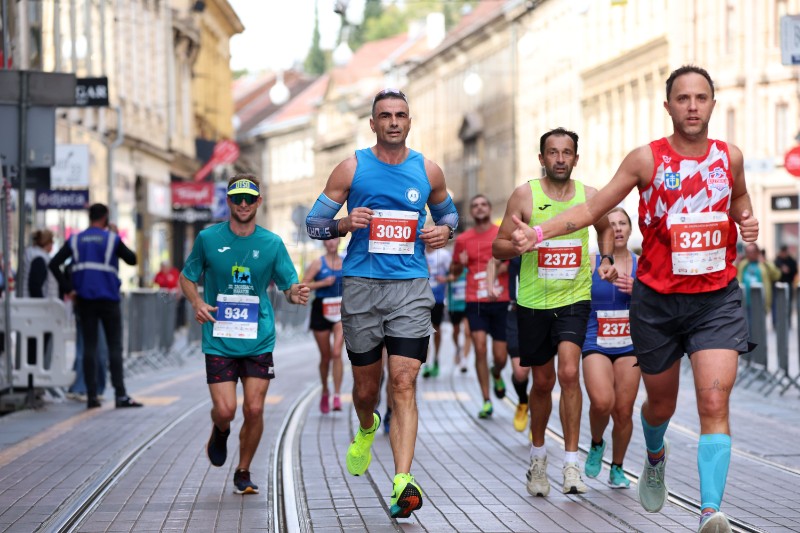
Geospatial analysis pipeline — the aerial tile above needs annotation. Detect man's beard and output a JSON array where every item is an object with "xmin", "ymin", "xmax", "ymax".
[
  {"xmin": 231, "ymin": 209, "xmax": 256, "ymax": 224},
  {"xmin": 473, "ymin": 214, "xmax": 490, "ymax": 224}
]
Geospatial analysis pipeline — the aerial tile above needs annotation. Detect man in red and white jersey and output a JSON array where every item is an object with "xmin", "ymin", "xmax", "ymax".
[{"xmin": 505, "ymin": 65, "xmax": 758, "ymax": 533}]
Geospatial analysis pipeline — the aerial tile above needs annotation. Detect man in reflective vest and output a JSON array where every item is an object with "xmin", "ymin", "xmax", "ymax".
[{"xmin": 50, "ymin": 203, "xmax": 141, "ymax": 409}]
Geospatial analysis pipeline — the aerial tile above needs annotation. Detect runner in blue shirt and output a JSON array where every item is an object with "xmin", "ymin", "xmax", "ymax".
[
  {"xmin": 305, "ymin": 88, "xmax": 458, "ymax": 519},
  {"xmin": 180, "ymin": 174, "xmax": 309, "ymax": 495}
]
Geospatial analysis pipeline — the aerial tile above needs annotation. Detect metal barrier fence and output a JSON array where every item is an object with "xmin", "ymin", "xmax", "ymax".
[
  {"xmin": 123, "ymin": 290, "xmax": 186, "ymax": 376},
  {"xmin": 738, "ymin": 284, "xmax": 800, "ymax": 396}
]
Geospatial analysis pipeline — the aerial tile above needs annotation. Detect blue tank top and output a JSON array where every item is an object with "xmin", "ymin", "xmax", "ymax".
[
  {"xmin": 314, "ymin": 256, "xmax": 343, "ymax": 298},
  {"xmin": 582, "ymin": 253, "xmax": 637, "ymax": 355},
  {"xmin": 343, "ymin": 148, "xmax": 431, "ymax": 279}
]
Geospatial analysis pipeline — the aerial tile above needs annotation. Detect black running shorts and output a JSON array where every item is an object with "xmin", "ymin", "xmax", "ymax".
[
  {"xmin": 629, "ymin": 279, "xmax": 751, "ymax": 375},
  {"xmin": 205, "ymin": 352, "xmax": 275, "ymax": 384},
  {"xmin": 465, "ymin": 302, "xmax": 508, "ymax": 340},
  {"xmin": 517, "ymin": 301, "xmax": 591, "ymax": 367}
]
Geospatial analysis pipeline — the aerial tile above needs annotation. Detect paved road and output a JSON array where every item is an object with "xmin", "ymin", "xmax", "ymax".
[{"xmin": 0, "ymin": 322, "xmax": 798, "ymax": 532}]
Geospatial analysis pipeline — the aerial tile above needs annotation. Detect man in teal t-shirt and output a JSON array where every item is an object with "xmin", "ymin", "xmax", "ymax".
[{"xmin": 180, "ymin": 174, "xmax": 309, "ymax": 495}]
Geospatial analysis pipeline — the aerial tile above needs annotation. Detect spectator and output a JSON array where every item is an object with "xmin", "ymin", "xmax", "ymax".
[
  {"xmin": 774, "ymin": 245, "xmax": 798, "ymax": 317},
  {"xmin": 49, "ymin": 203, "xmax": 142, "ymax": 409},
  {"xmin": 22, "ymin": 229, "xmax": 59, "ymax": 371},
  {"xmin": 154, "ymin": 261, "xmax": 180, "ymax": 290},
  {"xmin": 737, "ymin": 243, "xmax": 781, "ymax": 320},
  {"xmin": 23, "ymin": 229, "xmax": 58, "ymax": 298},
  {"xmin": 0, "ymin": 251, "xmax": 15, "ymax": 298}
]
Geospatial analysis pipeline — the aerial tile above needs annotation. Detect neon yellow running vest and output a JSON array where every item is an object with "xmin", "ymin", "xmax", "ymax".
[{"xmin": 518, "ymin": 179, "xmax": 591, "ymax": 309}]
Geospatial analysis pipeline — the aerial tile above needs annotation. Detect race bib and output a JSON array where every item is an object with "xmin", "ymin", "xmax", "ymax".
[
  {"xmin": 596, "ymin": 310, "xmax": 632, "ymax": 348},
  {"xmin": 537, "ymin": 239, "xmax": 582, "ymax": 279},
  {"xmin": 668, "ymin": 212, "xmax": 728, "ymax": 275},
  {"xmin": 213, "ymin": 294, "xmax": 259, "ymax": 339},
  {"xmin": 368, "ymin": 210, "xmax": 418, "ymax": 254},
  {"xmin": 474, "ymin": 270, "xmax": 503, "ymax": 299},
  {"xmin": 322, "ymin": 296, "xmax": 342, "ymax": 322},
  {"xmin": 451, "ymin": 279, "xmax": 466, "ymax": 302}
]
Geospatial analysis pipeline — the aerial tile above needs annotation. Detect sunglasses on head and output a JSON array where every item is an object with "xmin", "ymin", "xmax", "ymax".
[{"xmin": 228, "ymin": 194, "xmax": 258, "ymax": 205}]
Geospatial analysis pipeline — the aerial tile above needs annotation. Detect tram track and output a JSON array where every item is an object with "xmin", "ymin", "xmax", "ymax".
[
  {"xmin": 447, "ymin": 368, "xmax": 771, "ymax": 533},
  {"xmin": 41, "ymin": 400, "xmax": 212, "ymax": 533}
]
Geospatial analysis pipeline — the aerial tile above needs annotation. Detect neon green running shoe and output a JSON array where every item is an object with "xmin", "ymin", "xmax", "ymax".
[
  {"xmin": 478, "ymin": 400, "xmax": 493, "ymax": 419},
  {"xmin": 390, "ymin": 473, "xmax": 423, "ymax": 519},
  {"xmin": 346, "ymin": 411, "xmax": 381, "ymax": 476}
]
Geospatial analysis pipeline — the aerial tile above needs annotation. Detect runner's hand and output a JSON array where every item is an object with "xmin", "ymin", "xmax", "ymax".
[
  {"xmin": 612, "ymin": 272, "xmax": 633, "ymax": 294},
  {"xmin": 193, "ymin": 302, "xmax": 217, "ymax": 324},
  {"xmin": 511, "ymin": 215, "xmax": 536, "ymax": 254},
  {"xmin": 420, "ymin": 225, "xmax": 448, "ymax": 249},
  {"xmin": 288, "ymin": 283, "xmax": 310, "ymax": 305},
  {"xmin": 738, "ymin": 210, "xmax": 759, "ymax": 243},
  {"xmin": 340, "ymin": 207, "xmax": 373, "ymax": 234},
  {"xmin": 597, "ymin": 263, "xmax": 619, "ymax": 283}
]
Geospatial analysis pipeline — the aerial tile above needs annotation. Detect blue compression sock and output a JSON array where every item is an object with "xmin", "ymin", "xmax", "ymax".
[
  {"xmin": 641, "ymin": 412, "xmax": 670, "ymax": 454},
  {"xmin": 698, "ymin": 433, "xmax": 731, "ymax": 512}
]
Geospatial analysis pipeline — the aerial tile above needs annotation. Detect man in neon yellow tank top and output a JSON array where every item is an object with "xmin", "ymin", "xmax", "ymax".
[{"xmin": 493, "ymin": 127, "xmax": 616, "ymax": 497}]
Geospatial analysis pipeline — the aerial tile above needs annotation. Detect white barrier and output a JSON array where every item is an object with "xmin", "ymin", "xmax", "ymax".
[{"xmin": 0, "ymin": 298, "xmax": 76, "ymax": 389}]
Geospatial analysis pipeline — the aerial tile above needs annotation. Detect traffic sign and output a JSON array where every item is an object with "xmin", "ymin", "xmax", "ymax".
[{"xmin": 784, "ymin": 145, "xmax": 800, "ymax": 177}]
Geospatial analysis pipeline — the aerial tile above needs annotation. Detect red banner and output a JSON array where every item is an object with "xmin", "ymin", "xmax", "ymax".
[{"xmin": 171, "ymin": 182, "xmax": 214, "ymax": 207}]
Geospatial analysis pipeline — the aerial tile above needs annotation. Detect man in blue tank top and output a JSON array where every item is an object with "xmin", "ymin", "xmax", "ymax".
[
  {"xmin": 181, "ymin": 175, "xmax": 309, "ymax": 495},
  {"xmin": 306, "ymin": 88, "xmax": 459, "ymax": 519}
]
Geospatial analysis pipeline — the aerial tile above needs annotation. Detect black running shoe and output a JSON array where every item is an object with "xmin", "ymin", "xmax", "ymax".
[
  {"xmin": 233, "ymin": 469, "xmax": 259, "ymax": 494},
  {"xmin": 207, "ymin": 425, "xmax": 230, "ymax": 467},
  {"xmin": 87, "ymin": 397, "xmax": 102, "ymax": 409},
  {"xmin": 115, "ymin": 396, "xmax": 143, "ymax": 408}
]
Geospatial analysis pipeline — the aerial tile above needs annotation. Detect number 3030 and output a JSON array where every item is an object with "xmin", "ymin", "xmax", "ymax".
[{"xmin": 376, "ymin": 224, "xmax": 412, "ymax": 240}]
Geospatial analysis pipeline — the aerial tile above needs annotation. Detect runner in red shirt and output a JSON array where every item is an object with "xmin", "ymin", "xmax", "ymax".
[{"xmin": 451, "ymin": 195, "xmax": 508, "ymax": 419}]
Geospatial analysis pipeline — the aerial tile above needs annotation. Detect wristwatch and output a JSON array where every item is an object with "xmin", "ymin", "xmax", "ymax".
[
  {"xmin": 600, "ymin": 254, "xmax": 615, "ymax": 265},
  {"xmin": 447, "ymin": 226, "xmax": 455, "ymax": 240}
]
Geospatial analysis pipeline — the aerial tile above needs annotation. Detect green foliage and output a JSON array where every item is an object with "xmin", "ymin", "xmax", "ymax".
[
  {"xmin": 232, "ymin": 68, "xmax": 250, "ymax": 80},
  {"xmin": 350, "ymin": 0, "xmax": 479, "ymax": 48},
  {"xmin": 304, "ymin": 1, "xmax": 327, "ymax": 75}
]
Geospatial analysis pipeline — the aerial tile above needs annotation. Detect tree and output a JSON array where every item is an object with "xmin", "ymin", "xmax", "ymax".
[
  {"xmin": 304, "ymin": 1, "xmax": 327, "ymax": 75},
  {"xmin": 348, "ymin": 0, "xmax": 384, "ymax": 50}
]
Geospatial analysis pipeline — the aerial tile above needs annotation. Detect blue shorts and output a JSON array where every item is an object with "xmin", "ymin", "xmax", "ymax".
[{"xmin": 465, "ymin": 302, "xmax": 508, "ymax": 341}]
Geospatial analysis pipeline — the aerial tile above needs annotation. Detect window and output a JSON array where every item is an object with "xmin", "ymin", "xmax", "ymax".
[
  {"xmin": 776, "ymin": 103, "xmax": 789, "ymax": 156},
  {"xmin": 776, "ymin": 0, "xmax": 789, "ymax": 47},
  {"xmin": 726, "ymin": 108, "xmax": 736, "ymax": 145},
  {"xmin": 725, "ymin": 2, "xmax": 735, "ymax": 55}
]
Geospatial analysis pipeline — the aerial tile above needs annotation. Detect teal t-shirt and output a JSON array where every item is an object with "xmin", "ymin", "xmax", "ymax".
[{"xmin": 182, "ymin": 222, "xmax": 299, "ymax": 357}]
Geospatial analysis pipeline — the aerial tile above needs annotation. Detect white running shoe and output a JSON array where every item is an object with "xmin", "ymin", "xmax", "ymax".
[
  {"xmin": 698, "ymin": 511, "xmax": 732, "ymax": 533},
  {"xmin": 526, "ymin": 456, "xmax": 550, "ymax": 497},
  {"xmin": 638, "ymin": 438, "xmax": 669, "ymax": 512},
  {"xmin": 562, "ymin": 462, "xmax": 588, "ymax": 494}
]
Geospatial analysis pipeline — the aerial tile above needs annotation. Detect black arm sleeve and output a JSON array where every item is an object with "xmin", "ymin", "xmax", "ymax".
[
  {"xmin": 28, "ymin": 257, "xmax": 48, "ymax": 297},
  {"xmin": 48, "ymin": 242, "xmax": 73, "ymax": 292},
  {"xmin": 116, "ymin": 239, "xmax": 137, "ymax": 266}
]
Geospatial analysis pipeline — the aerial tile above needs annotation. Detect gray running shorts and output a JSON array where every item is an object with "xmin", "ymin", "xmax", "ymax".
[
  {"xmin": 341, "ymin": 277, "xmax": 434, "ymax": 357},
  {"xmin": 629, "ymin": 278, "xmax": 751, "ymax": 375}
]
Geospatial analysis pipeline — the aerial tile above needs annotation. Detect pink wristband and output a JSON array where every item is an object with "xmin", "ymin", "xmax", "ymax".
[{"xmin": 533, "ymin": 225, "xmax": 544, "ymax": 243}]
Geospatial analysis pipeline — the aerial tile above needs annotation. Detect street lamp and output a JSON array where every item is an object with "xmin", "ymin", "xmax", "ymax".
[
  {"xmin": 463, "ymin": 69, "xmax": 483, "ymax": 96},
  {"xmin": 269, "ymin": 71, "xmax": 290, "ymax": 106}
]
